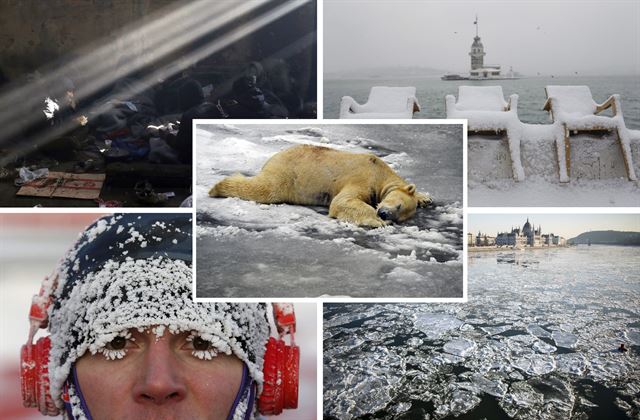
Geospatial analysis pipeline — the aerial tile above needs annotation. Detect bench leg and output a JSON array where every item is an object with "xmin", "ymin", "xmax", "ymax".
[
  {"xmin": 505, "ymin": 129, "xmax": 525, "ymax": 182},
  {"xmin": 614, "ymin": 126, "xmax": 638, "ymax": 181},
  {"xmin": 555, "ymin": 124, "xmax": 571, "ymax": 183}
]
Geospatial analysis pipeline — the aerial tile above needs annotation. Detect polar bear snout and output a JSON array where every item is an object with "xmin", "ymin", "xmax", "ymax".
[{"xmin": 377, "ymin": 207, "xmax": 395, "ymax": 221}]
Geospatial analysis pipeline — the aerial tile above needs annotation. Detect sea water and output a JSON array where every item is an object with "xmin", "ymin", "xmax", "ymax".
[
  {"xmin": 323, "ymin": 245, "xmax": 640, "ymax": 419},
  {"xmin": 324, "ymin": 75, "xmax": 640, "ymax": 129}
]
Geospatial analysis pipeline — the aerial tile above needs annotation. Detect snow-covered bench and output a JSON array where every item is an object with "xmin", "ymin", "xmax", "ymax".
[
  {"xmin": 543, "ymin": 85, "xmax": 636, "ymax": 182},
  {"xmin": 446, "ymin": 86, "xmax": 524, "ymax": 181},
  {"xmin": 339, "ymin": 86, "xmax": 421, "ymax": 119}
]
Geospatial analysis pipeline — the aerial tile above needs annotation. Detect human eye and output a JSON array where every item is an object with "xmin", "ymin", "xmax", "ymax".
[
  {"xmin": 184, "ymin": 332, "xmax": 218, "ymax": 360},
  {"xmin": 98, "ymin": 331, "xmax": 135, "ymax": 360}
]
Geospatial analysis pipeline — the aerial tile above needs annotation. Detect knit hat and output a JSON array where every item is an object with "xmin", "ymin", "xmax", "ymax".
[{"xmin": 44, "ymin": 214, "xmax": 270, "ymax": 416}]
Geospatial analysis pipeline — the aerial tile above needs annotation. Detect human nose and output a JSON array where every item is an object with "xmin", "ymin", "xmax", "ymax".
[{"xmin": 132, "ymin": 338, "xmax": 187, "ymax": 405}]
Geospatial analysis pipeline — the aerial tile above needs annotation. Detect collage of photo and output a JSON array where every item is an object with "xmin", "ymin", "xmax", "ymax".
[{"xmin": 0, "ymin": 1, "xmax": 638, "ymax": 419}]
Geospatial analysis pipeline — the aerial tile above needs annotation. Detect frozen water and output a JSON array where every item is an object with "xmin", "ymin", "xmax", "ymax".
[
  {"xmin": 532, "ymin": 340, "xmax": 557, "ymax": 354},
  {"xmin": 413, "ymin": 313, "xmax": 463, "ymax": 339},
  {"xmin": 443, "ymin": 338, "xmax": 476, "ymax": 357},
  {"xmin": 513, "ymin": 354, "xmax": 556, "ymax": 376},
  {"xmin": 552, "ymin": 330, "xmax": 579, "ymax": 349},
  {"xmin": 196, "ymin": 124, "xmax": 463, "ymax": 297},
  {"xmin": 324, "ymin": 246, "xmax": 640, "ymax": 419},
  {"xmin": 449, "ymin": 389, "xmax": 481, "ymax": 415},
  {"xmin": 527, "ymin": 324, "xmax": 553, "ymax": 338}
]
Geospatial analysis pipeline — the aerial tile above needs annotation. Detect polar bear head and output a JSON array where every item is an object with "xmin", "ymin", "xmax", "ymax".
[{"xmin": 376, "ymin": 184, "xmax": 432, "ymax": 223}]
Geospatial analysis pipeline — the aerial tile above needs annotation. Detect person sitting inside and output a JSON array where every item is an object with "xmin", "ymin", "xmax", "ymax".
[{"xmin": 171, "ymin": 78, "xmax": 227, "ymax": 164}]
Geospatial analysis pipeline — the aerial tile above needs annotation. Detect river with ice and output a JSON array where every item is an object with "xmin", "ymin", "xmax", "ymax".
[
  {"xmin": 324, "ymin": 245, "xmax": 640, "ymax": 419},
  {"xmin": 195, "ymin": 123, "xmax": 463, "ymax": 298}
]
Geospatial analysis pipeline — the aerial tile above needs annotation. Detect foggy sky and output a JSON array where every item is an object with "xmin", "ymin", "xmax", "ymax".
[
  {"xmin": 324, "ymin": 0, "xmax": 640, "ymax": 76},
  {"xmin": 469, "ymin": 214, "xmax": 640, "ymax": 239}
]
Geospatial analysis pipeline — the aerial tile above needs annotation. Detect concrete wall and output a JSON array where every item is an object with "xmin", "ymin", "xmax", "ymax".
[
  {"xmin": 469, "ymin": 133, "xmax": 640, "ymax": 182},
  {"xmin": 0, "ymin": 0, "xmax": 178, "ymax": 80},
  {"xmin": 0, "ymin": 0, "xmax": 317, "ymax": 99}
]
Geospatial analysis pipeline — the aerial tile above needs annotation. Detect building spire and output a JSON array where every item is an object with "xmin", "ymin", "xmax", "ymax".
[{"xmin": 474, "ymin": 14, "xmax": 479, "ymax": 37}]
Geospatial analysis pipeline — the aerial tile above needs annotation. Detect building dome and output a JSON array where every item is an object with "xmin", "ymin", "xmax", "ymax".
[{"xmin": 522, "ymin": 218, "xmax": 532, "ymax": 235}]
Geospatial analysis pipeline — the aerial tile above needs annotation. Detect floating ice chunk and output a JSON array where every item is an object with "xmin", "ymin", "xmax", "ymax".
[
  {"xmin": 443, "ymin": 338, "xmax": 477, "ymax": 357},
  {"xmin": 386, "ymin": 267, "xmax": 425, "ymax": 283},
  {"xmin": 555, "ymin": 353, "xmax": 589, "ymax": 376},
  {"xmin": 532, "ymin": 340, "xmax": 557, "ymax": 354},
  {"xmin": 513, "ymin": 354, "xmax": 556, "ymax": 376},
  {"xmin": 527, "ymin": 377, "xmax": 575, "ymax": 417},
  {"xmin": 506, "ymin": 334, "xmax": 538, "ymax": 346},
  {"xmin": 342, "ymin": 336, "xmax": 365, "ymax": 351},
  {"xmin": 470, "ymin": 373, "xmax": 508, "ymax": 397},
  {"xmin": 413, "ymin": 313, "xmax": 463, "ymax": 339},
  {"xmin": 615, "ymin": 397, "xmax": 633, "ymax": 417},
  {"xmin": 481, "ymin": 324, "xmax": 511, "ymax": 336},
  {"xmin": 625, "ymin": 329, "xmax": 640, "ymax": 345},
  {"xmin": 340, "ymin": 376, "xmax": 393, "ymax": 417},
  {"xmin": 391, "ymin": 401, "xmax": 411, "ymax": 415},
  {"xmin": 500, "ymin": 380, "xmax": 545, "ymax": 418},
  {"xmin": 325, "ymin": 312, "xmax": 370, "ymax": 329},
  {"xmin": 433, "ymin": 352, "xmax": 465, "ymax": 364},
  {"xmin": 527, "ymin": 324, "xmax": 553, "ymax": 338},
  {"xmin": 551, "ymin": 330, "xmax": 578, "ymax": 349},
  {"xmin": 449, "ymin": 389, "xmax": 481, "ymax": 415},
  {"xmin": 578, "ymin": 396, "xmax": 599, "ymax": 407},
  {"xmin": 407, "ymin": 337, "xmax": 423, "ymax": 347},
  {"xmin": 588, "ymin": 356, "xmax": 629, "ymax": 382}
]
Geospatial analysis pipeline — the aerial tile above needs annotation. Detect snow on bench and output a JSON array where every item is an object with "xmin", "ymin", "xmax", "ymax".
[
  {"xmin": 446, "ymin": 86, "xmax": 524, "ymax": 181},
  {"xmin": 543, "ymin": 85, "xmax": 636, "ymax": 182},
  {"xmin": 339, "ymin": 86, "xmax": 421, "ymax": 119}
]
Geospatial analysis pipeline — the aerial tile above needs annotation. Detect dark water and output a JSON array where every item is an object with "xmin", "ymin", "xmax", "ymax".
[{"xmin": 324, "ymin": 75, "xmax": 640, "ymax": 129}]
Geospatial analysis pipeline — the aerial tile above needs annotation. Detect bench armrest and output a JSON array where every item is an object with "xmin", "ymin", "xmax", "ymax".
[{"xmin": 595, "ymin": 94, "xmax": 621, "ymax": 116}]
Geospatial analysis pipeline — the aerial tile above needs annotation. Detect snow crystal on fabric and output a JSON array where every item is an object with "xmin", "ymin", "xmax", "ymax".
[{"xmin": 45, "ymin": 214, "xmax": 269, "ymax": 414}]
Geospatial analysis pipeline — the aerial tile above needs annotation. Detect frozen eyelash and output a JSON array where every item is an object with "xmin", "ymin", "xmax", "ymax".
[
  {"xmin": 97, "ymin": 330, "xmax": 132, "ymax": 361},
  {"xmin": 191, "ymin": 349, "xmax": 218, "ymax": 360},
  {"xmin": 187, "ymin": 331, "xmax": 218, "ymax": 360},
  {"xmin": 100, "ymin": 348, "xmax": 127, "ymax": 360}
]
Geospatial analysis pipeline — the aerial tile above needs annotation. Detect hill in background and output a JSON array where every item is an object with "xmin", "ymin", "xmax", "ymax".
[
  {"xmin": 325, "ymin": 66, "xmax": 447, "ymax": 80},
  {"xmin": 568, "ymin": 230, "xmax": 640, "ymax": 246}
]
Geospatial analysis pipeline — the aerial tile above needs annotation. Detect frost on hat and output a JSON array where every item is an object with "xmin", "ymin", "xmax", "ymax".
[{"xmin": 45, "ymin": 214, "xmax": 270, "ymax": 409}]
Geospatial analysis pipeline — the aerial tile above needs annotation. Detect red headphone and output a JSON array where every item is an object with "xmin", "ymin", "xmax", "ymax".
[
  {"xmin": 21, "ymin": 278, "xmax": 299, "ymax": 416},
  {"xmin": 259, "ymin": 303, "xmax": 300, "ymax": 415}
]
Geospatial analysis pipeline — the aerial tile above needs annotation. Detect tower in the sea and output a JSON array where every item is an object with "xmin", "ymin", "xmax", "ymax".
[
  {"xmin": 469, "ymin": 15, "xmax": 486, "ymax": 71},
  {"xmin": 468, "ymin": 15, "xmax": 501, "ymax": 79}
]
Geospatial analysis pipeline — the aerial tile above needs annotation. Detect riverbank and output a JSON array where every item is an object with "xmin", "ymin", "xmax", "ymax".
[{"xmin": 469, "ymin": 245, "xmax": 568, "ymax": 252}]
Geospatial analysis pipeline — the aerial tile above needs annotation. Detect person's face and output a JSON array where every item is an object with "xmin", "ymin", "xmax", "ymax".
[{"xmin": 75, "ymin": 328, "xmax": 244, "ymax": 420}]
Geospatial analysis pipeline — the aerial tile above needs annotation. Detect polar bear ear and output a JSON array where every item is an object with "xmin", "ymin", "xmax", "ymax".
[
  {"xmin": 405, "ymin": 184, "xmax": 417, "ymax": 195},
  {"xmin": 416, "ymin": 192, "xmax": 433, "ymax": 208}
]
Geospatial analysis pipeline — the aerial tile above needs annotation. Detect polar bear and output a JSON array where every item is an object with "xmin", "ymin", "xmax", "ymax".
[{"xmin": 209, "ymin": 145, "xmax": 432, "ymax": 227}]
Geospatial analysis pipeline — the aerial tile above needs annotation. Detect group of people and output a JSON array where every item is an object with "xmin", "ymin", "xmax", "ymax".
[{"xmin": 4, "ymin": 57, "xmax": 315, "ymax": 171}]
